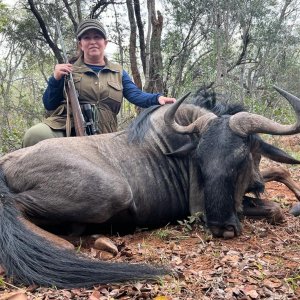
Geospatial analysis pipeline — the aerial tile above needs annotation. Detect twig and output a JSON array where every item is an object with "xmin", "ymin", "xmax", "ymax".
[
  {"xmin": 196, "ymin": 233, "xmax": 206, "ymax": 246},
  {"xmin": 264, "ymin": 251, "xmax": 300, "ymax": 263}
]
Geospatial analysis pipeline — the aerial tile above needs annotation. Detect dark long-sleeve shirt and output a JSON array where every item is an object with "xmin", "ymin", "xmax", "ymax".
[{"xmin": 43, "ymin": 69, "xmax": 161, "ymax": 111}]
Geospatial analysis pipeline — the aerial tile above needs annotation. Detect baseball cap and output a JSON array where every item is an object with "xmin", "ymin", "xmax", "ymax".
[{"xmin": 76, "ymin": 19, "xmax": 107, "ymax": 40}]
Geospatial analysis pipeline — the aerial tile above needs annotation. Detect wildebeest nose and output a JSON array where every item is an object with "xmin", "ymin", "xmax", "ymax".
[
  {"xmin": 209, "ymin": 221, "xmax": 241, "ymax": 239},
  {"xmin": 223, "ymin": 226, "xmax": 236, "ymax": 239}
]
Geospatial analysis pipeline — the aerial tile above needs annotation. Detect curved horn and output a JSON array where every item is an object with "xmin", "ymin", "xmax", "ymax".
[
  {"xmin": 164, "ymin": 92, "xmax": 217, "ymax": 134},
  {"xmin": 229, "ymin": 86, "xmax": 300, "ymax": 136}
]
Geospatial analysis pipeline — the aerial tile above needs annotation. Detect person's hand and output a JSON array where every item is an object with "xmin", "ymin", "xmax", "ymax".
[
  {"xmin": 158, "ymin": 96, "xmax": 176, "ymax": 105},
  {"xmin": 53, "ymin": 63, "xmax": 73, "ymax": 81}
]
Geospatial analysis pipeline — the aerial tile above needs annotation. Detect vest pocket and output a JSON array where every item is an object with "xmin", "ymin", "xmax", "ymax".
[
  {"xmin": 107, "ymin": 81, "xmax": 122, "ymax": 101},
  {"xmin": 102, "ymin": 81, "xmax": 123, "ymax": 114}
]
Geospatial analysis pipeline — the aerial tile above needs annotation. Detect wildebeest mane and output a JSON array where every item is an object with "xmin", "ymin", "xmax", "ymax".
[
  {"xmin": 190, "ymin": 88, "xmax": 245, "ymax": 116},
  {"xmin": 127, "ymin": 105, "xmax": 161, "ymax": 143}
]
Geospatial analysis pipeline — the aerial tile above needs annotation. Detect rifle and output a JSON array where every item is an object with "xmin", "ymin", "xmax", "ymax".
[{"xmin": 56, "ymin": 22, "xmax": 88, "ymax": 136}]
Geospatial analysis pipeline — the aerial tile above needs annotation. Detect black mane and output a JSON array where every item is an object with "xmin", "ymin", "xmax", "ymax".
[
  {"xmin": 190, "ymin": 88, "xmax": 245, "ymax": 116},
  {"xmin": 127, "ymin": 105, "xmax": 161, "ymax": 143}
]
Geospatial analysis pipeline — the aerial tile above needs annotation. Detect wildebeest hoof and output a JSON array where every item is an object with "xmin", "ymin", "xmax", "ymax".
[
  {"xmin": 266, "ymin": 204, "xmax": 284, "ymax": 224},
  {"xmin": 94, "ymin": 236, "xmax": 118, "ymax": 256},
  {"xmin": 289, "ymin": 203, "xmax": 300, "ymax": 217}
]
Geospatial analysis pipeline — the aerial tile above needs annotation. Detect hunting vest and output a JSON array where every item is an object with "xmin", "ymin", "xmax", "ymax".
[{"xmin": 44, "ymin": 56, "xmax": 123, "ymax": 134}]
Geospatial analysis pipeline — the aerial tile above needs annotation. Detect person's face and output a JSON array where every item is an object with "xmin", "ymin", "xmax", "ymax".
[{"xmin": 79, "ymin": 29, "xmax": 108, "ymax": 59}]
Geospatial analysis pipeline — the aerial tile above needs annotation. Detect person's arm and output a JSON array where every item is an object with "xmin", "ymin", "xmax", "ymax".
[
  {"xmin": 42, "ymin": 76, "xmax": 65, "ymax": 110},
  {"xmin": 122, "ymin": 71, "xmax": 176, "ymax": 107}
]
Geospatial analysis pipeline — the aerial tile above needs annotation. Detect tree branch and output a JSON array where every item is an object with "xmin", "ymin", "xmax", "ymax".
[
  {"xmin": 90, "ymin": 0, "xmax": 116, "ymax": 19},
  {"xmin": 134, "ymin": 0, "xmax": 146, "ymax": 74},
  {"xmin": 227, "ymin": 21, "xmax": 251, "ymax": 73},
  {"xmin": 62, "ymin": 0, "xmax": 78, "ymax": 31},
  {"xmin": 27, "ymin": 0, "xmax": 63, "ymax": 63}
]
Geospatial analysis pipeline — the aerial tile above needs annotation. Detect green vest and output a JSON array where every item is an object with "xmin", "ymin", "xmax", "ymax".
[{"xmin": 44, "ymin": 56, "xmax": 123, "ymax": 134}]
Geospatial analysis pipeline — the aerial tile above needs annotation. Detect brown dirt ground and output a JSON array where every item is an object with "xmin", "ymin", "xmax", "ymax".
[{"xmin": 0, "ymin": 136, "xmax": 300, "ymax": 300}]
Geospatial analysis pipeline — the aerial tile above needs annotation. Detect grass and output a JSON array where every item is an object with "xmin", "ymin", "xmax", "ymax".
[
  {"xmin": 285, "ymin": 274, "xmax": 300, "ymax": 291},
  {"xmin": 157, "ymin": 275, "xmax": 187, "ymax": 296},
  {"xmin": 76, "ymin": 237, "xmax": 83, "ymax": 253},
  {"xmin": 152, "ymin": 225, "xmax": 174, "ymax": 241},
  {"xmin": 254, "ymin": 262, "xmax": 266, "ymax": 281},
  {"xmin": 287, "ymin": 151, "xmax": 300, "ymax": 162}
]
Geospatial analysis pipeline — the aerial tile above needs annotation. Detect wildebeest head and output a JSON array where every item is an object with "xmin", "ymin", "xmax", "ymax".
[{"xmin": 164, "ymin": 87, "xmax": 300, "ymax": 238}]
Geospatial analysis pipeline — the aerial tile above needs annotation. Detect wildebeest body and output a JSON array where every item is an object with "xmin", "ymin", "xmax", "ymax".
[
  {"xmin": 0, "ymin": 86, "xmax": 300, "ymax": 287},
  {"xmin": 2, "ymin": 108, "xmax": 193, "ymax": 227}
]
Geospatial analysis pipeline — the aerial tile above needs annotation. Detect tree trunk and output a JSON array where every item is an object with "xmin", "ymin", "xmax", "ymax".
[
  {"xmin": 144, "ymin": 0, "xmax": 163, "ymax": 93},
  {"xmin": 134, "ymin": 0, "xmax": 146, "ymax": 75},
  {"xmin": 113, "ymin": 4, "xmax": 124, "ymax": 66},
  {"xmin": 126, "ymin": 0, "xmax": 142, "ymax": 89},
  {"xmin": 214, "ymin": 2, "xmax": 224, "ymax": 88}
]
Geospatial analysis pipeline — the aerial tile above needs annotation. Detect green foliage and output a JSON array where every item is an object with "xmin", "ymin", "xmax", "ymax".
[
  {"xmin": 177, "ymin": 212, "xmax": 203, "ymax": 232},
  {"xmin": 0, "ymin": 276, "xmax": 5, "ymax": 286},
  {"xmin": 244, "ymin": 90, "xmax": 297, "ymax": 124},
  {"xmin": 287, "ymin": 151, "xmax": 300, "ymax": 161},
  {"xmin": 285, "ymin": 274, "xmax": 300, "ymax": 291},
  {"xmin": 0, "ymin": 3, "xmax": 9, "ymax": 32},
  {"xmin": 1, "ymin": 126, "xmax": 24, "ymax": 154}
]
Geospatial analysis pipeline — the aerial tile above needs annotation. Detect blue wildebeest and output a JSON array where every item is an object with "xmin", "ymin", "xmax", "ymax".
[{"xmin": 0, "ymin": 86, "xmax": 299, "ymax": 288}]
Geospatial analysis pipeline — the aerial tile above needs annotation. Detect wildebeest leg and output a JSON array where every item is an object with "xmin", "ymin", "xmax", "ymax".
[
  {"xmin": 20, "ymin": 216, "xmax": 75, "ymax": 250},
  {"xmin": 243, "ymin": 196, "xmax": 284, "ymax": 224},
  {"xmin": 15, "ymin": 170, "xmax": 134, "ymax": 253},
  {"xmin": 261, "ymin": 166, "xmax": 300, "ymax": 200}
]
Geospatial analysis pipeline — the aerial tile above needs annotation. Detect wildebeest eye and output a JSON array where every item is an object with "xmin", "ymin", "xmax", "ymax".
[{"xmin": 231, "ymin": 144, "xmax": 248, "ymax": 161}]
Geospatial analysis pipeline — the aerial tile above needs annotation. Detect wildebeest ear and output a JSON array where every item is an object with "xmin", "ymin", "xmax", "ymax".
[
  {"xmin": 165, "ymin": 142, "xmax": 197, "ymax": 157},
  {"xmin": 259, "ymin": 140, "xmax": 300, "ymax": 164}
]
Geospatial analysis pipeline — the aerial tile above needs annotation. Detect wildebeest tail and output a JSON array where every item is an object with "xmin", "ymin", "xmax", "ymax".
[{"xmin": 0, "ymin": 173, "xmax": 167, "ymax": 288}]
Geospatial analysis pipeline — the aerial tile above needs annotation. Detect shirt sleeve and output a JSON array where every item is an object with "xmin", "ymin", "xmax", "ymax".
[
  {"xmin": 122, "ymin": 70, "xmax": 161, "ymax": 108},
  {"xmin": 42, "ymin": 76, "xmax": 65, "ymax": 110}
]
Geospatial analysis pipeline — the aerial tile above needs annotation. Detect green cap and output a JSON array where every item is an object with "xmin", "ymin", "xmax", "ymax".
[{"xmin": 76, "ymin": 19, "xmax": 107, "ymax": 40}]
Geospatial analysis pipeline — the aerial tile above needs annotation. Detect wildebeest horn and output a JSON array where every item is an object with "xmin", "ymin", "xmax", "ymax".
[
  {"xmin": 164, "ymin": 92, "xmax": 217, "ymax": 134},
  {"xmin": 229, "ymin": 86, "xmax": 300, "ymax": 136}
]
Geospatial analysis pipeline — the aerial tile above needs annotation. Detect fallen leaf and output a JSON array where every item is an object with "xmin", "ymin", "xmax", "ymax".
[
  {"xmin": 263, "ymin": 278, "xmax": 282, "ymax": 289},
  {"xmin": 133, "ymin": 282, "xmax": 143, "ymax": 291},
  {"xmin": 89, "ymin": 290, "xmax": 100, "ymax": 300},
  {"xmin": 0, "ymin": 292, "xmax": 27, "ymax": 300},
  {"xmin": 247, "ymin": 290, "xmax": 259, "ymax": 299},
  {"xmin": 242, "ymin": 285, "xmax": 259, "ymax": 299},
  {"xmin": 171, "ymin": 255, "xmax": 182, "ymax": 265}
]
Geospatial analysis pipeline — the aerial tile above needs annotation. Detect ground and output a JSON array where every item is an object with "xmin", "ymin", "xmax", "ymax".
[{"xmin": 0, "ymin": 136, "xmax": 299, "ymax": 300}]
